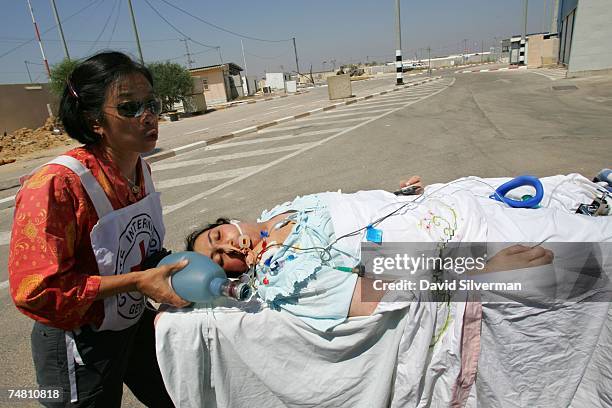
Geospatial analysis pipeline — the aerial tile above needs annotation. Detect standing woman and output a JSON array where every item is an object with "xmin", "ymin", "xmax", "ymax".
[{"xmin": 8, "ymin": 51, "xmax": 189, "ymax": 407}]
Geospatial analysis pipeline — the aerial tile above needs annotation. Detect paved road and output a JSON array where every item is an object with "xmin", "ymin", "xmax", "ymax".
[{"xmin": 1, "ymin": 66, "xmax": 611, "ymax": 407}]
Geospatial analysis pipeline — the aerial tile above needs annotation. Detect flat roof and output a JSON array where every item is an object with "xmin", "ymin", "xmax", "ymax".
[{"xmin": 189, "ymin": 62, "xmax": 243, "ymax": 75}]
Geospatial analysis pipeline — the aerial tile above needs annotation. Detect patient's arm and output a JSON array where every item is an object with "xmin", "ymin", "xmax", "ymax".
[
  {"xmin": 479, "ymin": 245, "xmax": 554, "ymax": 274},
  {"xmin": 347, "ymin": 245, "xmax": 554, "ymax": 317},
  {"xmin": 348, "ymin": 277, "xmax": 385, "ymax": 317}
]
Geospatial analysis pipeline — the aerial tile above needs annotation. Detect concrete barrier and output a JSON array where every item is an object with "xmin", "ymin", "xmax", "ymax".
[
  {"xmin": 286, "ymin": 80, "xmax": 297, "ymax": 93},
  {"xmin": 327, "ymin": 74, "xmax": 352, "ymax": 100}
]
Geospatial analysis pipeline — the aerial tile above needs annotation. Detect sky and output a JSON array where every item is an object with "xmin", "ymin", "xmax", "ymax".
[{"xmin": 0, "ymin": 0, "xmax": 555, "ymax": 84}]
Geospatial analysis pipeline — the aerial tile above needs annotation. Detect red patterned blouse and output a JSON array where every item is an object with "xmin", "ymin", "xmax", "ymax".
[{"xmin": 9, "ymin": 145, "xmax": 149, "ymax": 330}]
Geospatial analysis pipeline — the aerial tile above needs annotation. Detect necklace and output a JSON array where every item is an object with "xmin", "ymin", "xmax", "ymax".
[{"xmin": 125, "ymin": 174, "xmax": 141, "ymax": 194}]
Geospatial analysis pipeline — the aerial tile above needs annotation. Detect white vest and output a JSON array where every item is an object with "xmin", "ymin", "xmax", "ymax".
[{"xmin": 41, "ymin": 155, "xmax": 165, "ymax": 331}]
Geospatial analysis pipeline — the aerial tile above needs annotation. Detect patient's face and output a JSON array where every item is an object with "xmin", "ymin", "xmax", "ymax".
[{"xmin": 193, "ymin": 224, "xmax": 249, "ymax": 275}]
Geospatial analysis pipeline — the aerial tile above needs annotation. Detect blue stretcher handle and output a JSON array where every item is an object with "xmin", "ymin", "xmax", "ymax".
[{"xmin": 489, "ymin": 175, "xmax": 544, "ymax": 208}]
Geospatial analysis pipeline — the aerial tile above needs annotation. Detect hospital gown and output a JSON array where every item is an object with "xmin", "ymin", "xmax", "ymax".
[{"xmin": 156, "ymin": 174, "xmax": 612, "ymax": 407}]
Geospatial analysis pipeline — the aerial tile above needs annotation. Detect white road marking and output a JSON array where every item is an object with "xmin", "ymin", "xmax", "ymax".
[
  {"xmin": 296, "ymin": 116, "xmax": 378, "ymax": 125},
  {"xmin": 172, "ymin": 127, "xmax": 346, "ymax": 160},
  {"xmin": 530, "ymin": 69, "xmax": 567, "ymax": 81},
  {"xmin": 257, "ymin": 119, "xmax": 372, "ymax": 133},
  {"xmin": 353, "ymin": 95, "xmax": 423, "ymax": 105},
  {"xmin": 152, "ymin": 143, "xmax": 315, "ymax": 171},
  {"xmin": 184, "ymin": 127, "xmax": 209, "ymax": 135},
  {"xmin": 336, "ymin": 99, "xmax": 422, "ymax": 112},
  {"xmin": 156, "ymin": 165, "xmax": 263, "ymax": 190},
  {"xmin": 207, "ymin": 128, "xmax": 347, "ymax": 150},
  {"xmin": 299, "ymin": 108, "xmax": 393, "ymax": 120},
  {"xmin": 162, "ymin": 77, "xmax": 454, "ymax": 215},
  {"xmin": 266, "ymin": 103, "xmax": 296, "ymax": 111},
  {"xmin": 226, "ymin": 117, "xmax": 254, "ymax": 125},
  {"xmin": 0, "ymin": 230, "xmax": 10, "ymax": 246},
  {"xmin": 0, "ymin": 196, "xmax": 16, "ymax": 204},
  {"xmin": 173, "ymin": 140, "xmax": 208, "ymax": 153}
]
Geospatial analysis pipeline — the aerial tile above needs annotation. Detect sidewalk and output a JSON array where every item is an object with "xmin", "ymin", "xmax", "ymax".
[{"xmin": 210, "ymin": 89, "xmax": 309, "ymax": 110}]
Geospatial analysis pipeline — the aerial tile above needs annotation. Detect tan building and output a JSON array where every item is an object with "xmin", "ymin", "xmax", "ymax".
[
  {"xmin": 188, "ymin": 63, "xmax": 243, "ymax": 106},
  {"xmin": 0, "ymin": 83, "xmax": 56, "ymax": 134},
  {"xmin": 527, "ymin": 34, "xmax": 560, "ymax": 68}
]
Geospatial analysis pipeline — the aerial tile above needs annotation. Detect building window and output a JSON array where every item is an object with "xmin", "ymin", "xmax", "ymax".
[{"xmin": 202, "ymin": 78, "xmax": 209, "ymax": 90}]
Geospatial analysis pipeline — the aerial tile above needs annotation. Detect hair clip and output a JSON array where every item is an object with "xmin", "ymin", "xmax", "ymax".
[{"xmin": 67, "ymin": 78, "xmax": 79, "ymax": 99}]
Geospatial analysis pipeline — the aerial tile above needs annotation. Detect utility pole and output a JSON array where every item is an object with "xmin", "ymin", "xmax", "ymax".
[
  {"xmin": 26, "ymin": 0, "xmax": 50, "ymax": 79},
  {"xmin": 24, "ymin": 61, "xmax": 33, "ymax": 83},
  {"xmin": 521, "ymin": 0, "xmax": 529, "ymax": 65},
  {"xmin": 481, "ymin": 40, "xmax": 484, "ymax": 63},
  {"xmin": 427, "ymin": 46, "xmax": 431, "ymax": 75},
  {"xmin": 240, "ymin": 39, "xmax": 248, "ymax": 76},
  {"xmin": 292, "ymin": 37, "xmax": 300, "ymax": 75},
  {"xmin": 127, "ymin": 0, "xmax": 144, "ymax": 64},
  {"xmin": 217, "ymin": 47, "xmax": 224, "ymax": 65},
  {"xmin": 50, "ymin": 0, "xmax": 70, "ymax": 60},
  {"xmin": 179, "ymin": 38, "xmax": 194, "ymax": 68},
  {"xmin": 395, "ymin": 0, "xmax": 403, "ymax": 85}
]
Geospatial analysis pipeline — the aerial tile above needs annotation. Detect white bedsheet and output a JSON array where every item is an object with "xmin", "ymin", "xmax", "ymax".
[
  {"xmin": 156, "ymin": 174, "xmax": 612, "ymax": 407},
  {"xmin": 156, "ymin": 297, "xmax": 612, "ymax": 407}
]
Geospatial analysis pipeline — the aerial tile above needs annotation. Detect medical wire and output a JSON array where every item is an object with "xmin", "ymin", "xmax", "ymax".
[
  {"xmin": 543, "ymin": 176, "xmax": 605, "ymax": 208},
  {"xmin": 247, "ymin": 173, "xmax": 608, "ymax": 291},
  {"xmin": 249, "ymin": 177, "xmax": 513, "ymax": 277},
  {"xmin": 242, "ymin": 175, "xmax": 589, "ymax": 313}
]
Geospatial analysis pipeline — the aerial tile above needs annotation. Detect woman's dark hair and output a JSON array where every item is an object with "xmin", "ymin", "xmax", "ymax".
[
  {"xmin": 58, "ymin": 51, "xmax": 154, "ymax": 144},
  {"xmin": 185, "ymin": 218, "xmax": 231, "ymax": 251}
]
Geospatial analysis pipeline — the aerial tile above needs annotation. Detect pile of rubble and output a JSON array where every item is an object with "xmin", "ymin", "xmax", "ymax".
[{"xmin": 1, "ymin": 117, "xmax": 75, "ymax": 165}]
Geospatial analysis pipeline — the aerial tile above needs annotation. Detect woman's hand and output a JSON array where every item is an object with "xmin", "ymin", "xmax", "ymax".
[
  {"xmin": 483, "ymin": 245, "xmax": 554, "ymax": 273},
  {"xmin": 399, "ymin": 175, "xmax": 425, "ymax": 195},
  {"xmin": 135, "ymin": 260, "xmax": 192, "ymax": 308}
]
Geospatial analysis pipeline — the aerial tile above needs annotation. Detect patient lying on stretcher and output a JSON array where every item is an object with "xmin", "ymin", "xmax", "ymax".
[{"xmin": 184, "ymin": 173, "xmax": 612, "ymax": 332}]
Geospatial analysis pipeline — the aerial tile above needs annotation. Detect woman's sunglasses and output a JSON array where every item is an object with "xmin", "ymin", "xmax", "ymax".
[{"xmin": 115, "ymin": 98, "xmax": 162, "ymax": 118}]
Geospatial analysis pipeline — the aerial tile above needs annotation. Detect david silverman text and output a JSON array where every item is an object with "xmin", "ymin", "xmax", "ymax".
[{"xmin": 372, "ymin": 279, "xmax": 523, "ymax": 291}]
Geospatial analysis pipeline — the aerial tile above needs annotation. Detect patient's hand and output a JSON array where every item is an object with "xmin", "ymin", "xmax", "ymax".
[
  {"xmin": 481, "ymin": 245, "xmax": 554, "ymax": 273},
  {"xmin": 399, "ymin": 175, "xmax": 425, "ymax": 195}
]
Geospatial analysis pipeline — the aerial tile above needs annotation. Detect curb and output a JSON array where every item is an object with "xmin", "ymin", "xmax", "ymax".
[
  {"xmin": 459, "ymin": 65, "xmax": 527, "ymax": 74},
  {"xmin": 0, "ymin": 77, "xmax": 442, "ymax": 210},
  {"xmin": 211, "ymin": 91, "xmax": 308, "ymax": 111}
]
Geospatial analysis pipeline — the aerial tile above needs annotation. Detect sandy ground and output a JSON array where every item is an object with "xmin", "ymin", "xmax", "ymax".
[{"xmin": 0, "ymin": 117, "xmax": 75, "ymax": 164}]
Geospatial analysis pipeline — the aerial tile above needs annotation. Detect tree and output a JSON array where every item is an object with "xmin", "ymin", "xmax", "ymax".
[
  {"xmin": 49, "ymin": 58, "xmax": 80, "ymax": 97},
  {"xmin": 147, "ymin": 62, "xmax": 193, "ymax": 112}
]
